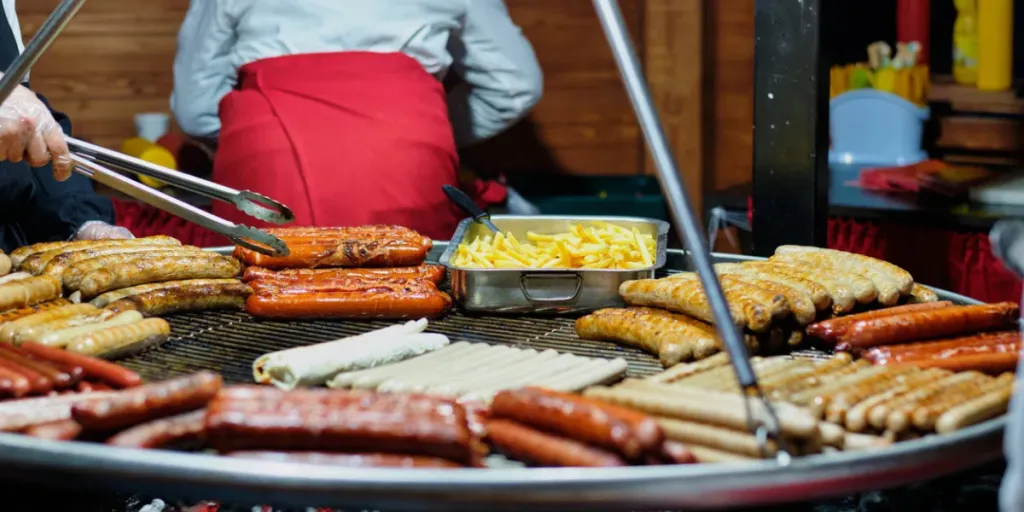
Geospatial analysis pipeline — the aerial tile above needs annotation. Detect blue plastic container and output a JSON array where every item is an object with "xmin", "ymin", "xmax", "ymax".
[{"xmin": 829, "ymin": 89, "xmax": 930, "ymax": 167}]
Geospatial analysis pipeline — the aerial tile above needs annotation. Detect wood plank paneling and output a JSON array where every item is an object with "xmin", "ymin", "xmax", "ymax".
[{"xmin": 708, "ymin": 0, "xmax": 755, "ymax": 192}]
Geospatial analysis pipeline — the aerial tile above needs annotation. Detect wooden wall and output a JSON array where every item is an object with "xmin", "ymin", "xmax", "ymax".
[{"xmin": 21, "ymin": 0, "xmax": 754, "ymax": 199}]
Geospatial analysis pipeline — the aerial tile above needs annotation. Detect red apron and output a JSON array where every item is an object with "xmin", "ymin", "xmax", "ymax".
[{"xmin": 213, "ymin": 52, "xmax": 473, "ymax": 240}]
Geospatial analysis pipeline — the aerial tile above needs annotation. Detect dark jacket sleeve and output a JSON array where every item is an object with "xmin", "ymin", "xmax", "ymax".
[{"xmin": 19, "ymin": 94, "xmax": 115, "ymax": 243}]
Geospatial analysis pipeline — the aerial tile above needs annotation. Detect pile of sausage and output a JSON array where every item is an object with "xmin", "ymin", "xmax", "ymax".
[
  {"xmin": 486, "ymin": 387, "xmax": 695, "ymax": 467},
  {"xmin": 623, "ymin": 351, "xmax": 1013, "ymax": 459},
  {"xmin": 808, "ymin": 301, "xmax": 1020, "ymax": 373},
  {"xmin": 237, "ymin": 226, "xmax": 452, "ymax": 319},
  {"xmin": 3, "ymin": 236, "xmax": 251, "ymax": 318}
]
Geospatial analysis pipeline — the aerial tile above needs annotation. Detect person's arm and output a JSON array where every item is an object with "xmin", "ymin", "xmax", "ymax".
[
  {"xmin": 170, "ymin": 0, "xmax": 237, "ymax": 138},
  {"xmin": 447, "ymin": 0, "xmax": 543, "ymax": 147}
]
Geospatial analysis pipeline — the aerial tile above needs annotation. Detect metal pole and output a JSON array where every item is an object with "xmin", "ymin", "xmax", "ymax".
[
  {"xmin": 751, "ymin": 0, "xmax": 830, "ymax": 254},
  {"xmin": 0, "ymin": 0, "xmax": 87, "ymax": 103},
  {"xmin": 592, "ymin": 0, "xmax": 788, "ymax": 459}
]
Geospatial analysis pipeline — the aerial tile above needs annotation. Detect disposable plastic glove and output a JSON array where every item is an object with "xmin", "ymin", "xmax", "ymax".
[
  {"xmin": 72, "ymin": 221, "xmax": 134, "ymax": 241},
  {"xmin": 0, "ymin": 82, "xmax": 72, "ymax": 180}
]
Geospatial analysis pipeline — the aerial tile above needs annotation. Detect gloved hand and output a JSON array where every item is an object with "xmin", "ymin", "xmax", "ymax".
[
  {"xmin": 0, "ymin": 82, "xmax": 72, "ymax": 180},
  {"xmin": 73, "ymin": 221, "xmax": 134, "ymax": 241}
]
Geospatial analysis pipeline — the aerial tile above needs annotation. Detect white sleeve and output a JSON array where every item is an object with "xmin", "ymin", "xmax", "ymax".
[
  {"xmin": 4, "ymin": 0, "xmax": 25, "ymax": 82},
  {"xmin": 170, "ymin": 0, "xmax": 237, "ymax": 138},
  {"xmin": 447, "ymin": 0, "xmax": 543, "ymax": 147}
]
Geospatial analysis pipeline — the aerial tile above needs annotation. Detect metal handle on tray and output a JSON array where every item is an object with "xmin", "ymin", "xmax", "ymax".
[
  {"xmin": 519, "ymin": 273, "xmax": 583, "ymax": 303},
  {"xmin": 593, "ymin": 0, "xmax": 791, "ymax": 462}
]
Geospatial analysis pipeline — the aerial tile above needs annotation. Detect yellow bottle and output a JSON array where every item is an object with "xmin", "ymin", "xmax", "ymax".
[
  {"xmin": 953, "ymin": 0, "xmax": 978, "ymax": 85},
  {"xmin": 121, "ymin": 138, "xmax": 176, "ymax": 188},
  {"xmin": 977, "ymin": 0, "xmax": 1013, "ymax": 91}
]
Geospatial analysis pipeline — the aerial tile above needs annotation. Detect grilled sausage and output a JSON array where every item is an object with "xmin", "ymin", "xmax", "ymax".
[
  {"xmin": 719, "ymin": 263, "xmax": 834, "ymax": 312},
  {"xmin": 774, "ymin": 245, "xmax": 913, "ymax": 294},
  {"xmin": 765, "ymin": 259, "xmax": 878, "ymax": 305},
  {"xmin": 865, "ymin": 372, "xmax": 979, "ymax": 430},
  {"xmin": 865, "ymin": 331, "xmax": 1021, "ymax": 364},
  {"xmin": 44, "ymin": 245, "xmax": 203, "ymax": 281},
  {"xmin": 89, "ymin": 278, "xmax": 244, "ymax": 308},
  {"xmin": 806, "ymin": 301, "xmax": 954, "ymax": 344},
  {"xmin": 265, "ymin": 225, "xmax": 431, "ymax": 245},
  {"xmin": 0, "ymin": 276, "xmax": 61, "ymax": 313},
  {"xmin": 65, "ymin": 317, "xmax": 171, "ymax": 359},
  {"xmin": 225, "ymin": 451, "xmax": 462, "ymax": 468},
  {"xmin": 77, "ymin": 254, "xmax": 242, "ymax": 299},
  {"xmin": 575, "ymin": 307, "xmax": 718, "ymax": 366},
  {"xmin": 741, "ymin": 262, "xmax": 857, "ymax": 314},
  {"xmin": 656, "ymin": 417, "xmax": 770, "ymax": 459},
  {"xmin": 10, "ymin": 235, "xmax": 181, "ymax": 270},
  {"xmin": 0, "ymin": 271, "xmax": 31, "ymax": 286},
  {"xmin": 490, "ymin": 387, "xmax": 663, "ymax": 460},
  {"xmin": 204, "ymin": 392, "xmax": 477, "ymax": 465},
  {"xmin": 897, "ymin": 351, "xmax": 1020, "ymax": 374},
  {"xmin": 247, "ymin": 286, "xmax": 452, "ymax": 320},
  {"xmin": 0, "ymin": 299, "xmax": 70, "ymax": 325},
  {"xmin": 243, "ymin": 265, "xmax": 446, "ymax": 286},
  {"xmin": 486, "ymin": 419, "xmax": 626, "ymax": 467},
  {"xmin": 103, "ymin": 280, "xmax": 252, "ymax": 316},
  {"xmin": 71, "ymin": 372, "xmax": 221, "ymax": 431},
  {"xmin": 721, "ymin": 273, "xmax": 817, "ymax": 325},
  {"xmin": 23, "ymin": 419, "xmax": 83, "ymax": 441},
  {"xmin": 234, "ymin": 237, "xmax": 430, "ymax": 269},
  {"xmin": 61, "ymin": 248, "xmax": 206, "ymax": 290},
  {"xmin": 912, "ymin": 373, "xmax": 1014, "ymax": 430},
  {"xmin": 106, "ymin": 409, "xmax": 207, "ymax": 449},
  {"xmin": 907, "ymin": 283, "xmax": 940, "ymax": 303},
  {"xmin": 0, "ymin": 303, "xmax": 100, "ymax": 343},
  {"xmin": 36, "ymin": 311, "xmax": 145, "ymax": 348},
  {"xmin": 0, "ymin": 250, "xmax": 10, "ymax": 276},
  {"xmin": 619, "ymin": 276, "xmax": 770, "ymax": 332},
  {"xmin": 0, "ymin": 362, "xmax": 30, "ymax": 398},
  {"xmin": 0, "ymin": 391, "xmax": 120, "ymax": 431},
  {"xmin": 247, "ymin": 276, "xmax": 438, "ymax": 296},
  {"xmin": 935, "ymin": 380, "xmax": 1015, "ymax": 433},
  {"xmin": 838, "ymin": 302, "xmax": 1020, "ymax": 348},
  {"xmin": 18, "ymin": 342, "xmax": 142, "ymax": 388}
]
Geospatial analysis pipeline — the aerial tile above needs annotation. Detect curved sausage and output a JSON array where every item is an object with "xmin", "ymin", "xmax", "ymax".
[
  {"xmin": 575, "ymin": 307, "xmax": 715, "ymax": 367},
  {"xmin": 243, "ymin": 265, "xmax": 446, "ymax": 286},
  {"xmin": 61, "ymin": 248, "xmax": 206, "ymax": 290},
  {"xmin": 65, "ymin": 318, "xmax": 171, "ymax": 359},
  {"xmin": 839, "ymin": 302, "xmax": 1020, "ymax": 348},
  {"xmin": 18, "ymin": 342, "xmax": 142, "ymax": 388},
  {"xmin": 774, "ymin": 245, "xmax": 914, "ymax": 295},
  {"xmin": 897, "ymin": 351, "xmax": 1020, "ymax": 374},
  {"xmin": 246, "ymin": 287, "xmax": 452, "ymax": 320},
  {"xmin": 0, "ymin": 299, "xmax": 70, "ymax": 325},
  {"xmin": 0, "ymin": 303, "xmax": 99, "ymax": 343},
  {"xmin": 89, "ymin": 278, "xmax": 243, "ymax": 308},
  {"xmin": 234, "ymin": 238, "xmax": 430, "ymax": 269},
  {"xmin": 0, "ymin": 343, "xmax": 76, "ymax": 388},
  {"xmin": 44, "ymin": 245, "xmax": 202, "ymax": 280},
  {"xmin": 771, "ymin": 249, "xmax": 904, "ymax": 304},
  {"xmin": 806, "ymin": 301, "xmax": 954, "ymax": 343},
  {"xmin": 0, "ymin": 276, "xmax": 61, "ymax": 314},
  {"xmin": 865, "ymin": 331, "xmax": 1021, "ymax": 364},
  {"xmin": 486, "ymin": 419, "xmax": 626, "ymax": 467},
  {"xmin": 741, "ymin": 262, "xmax": 856, "ymax": 314},
  {"xmin": 36, "ymin": 311, "xmax": 145, "ymax": 348},
  {"xmin": 77, "ymin": 254, "xmax": 241, "ymax": 299},
  {"xmin": 102, "ymin": 280, "xmax": 252, "ymax": 317},
  {"xmin": 71, "ymin": 372, "xmax": 221, "ymax": 431},
  {"xmin": 106, "ymin": 409, "xmax": 207, "ymax": 449},
  {"xmin": 10, "ymin": 235, "xmax": 181, "ymax": 269},
  {"xmin": 491, "ymin": 387, "xmax": 663, "ymax": 460}
]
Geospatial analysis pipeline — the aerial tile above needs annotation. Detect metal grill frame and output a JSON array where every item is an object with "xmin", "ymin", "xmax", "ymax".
[{"xmin": 0, "ymin": 248, "xmax": 1005, "ymax": 511}]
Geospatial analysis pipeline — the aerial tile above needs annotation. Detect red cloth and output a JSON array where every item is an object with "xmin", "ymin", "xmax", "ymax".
[
  {"xmin": 212, "ymin": 52, "xmax": 470, "ymax": 240},
  {"xmin": 113, "ymin": 199, "xmax": 226, "ymax": 247}
]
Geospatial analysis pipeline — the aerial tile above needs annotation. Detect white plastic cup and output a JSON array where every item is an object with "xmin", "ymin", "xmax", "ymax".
[{"xmin": 135, "ymin": 112, "xmax": 170, "ymax": 142}]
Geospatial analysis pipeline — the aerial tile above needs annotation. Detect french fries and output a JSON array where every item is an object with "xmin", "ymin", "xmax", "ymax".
[{"xmin": 449, "ymin": 222, "xmax": 658, "ymax": 270}]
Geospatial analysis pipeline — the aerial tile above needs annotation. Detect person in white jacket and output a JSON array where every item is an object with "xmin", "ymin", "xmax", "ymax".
[{"xmin": 171, "ymin": 0, "xmax": 543, "ymax": 239}]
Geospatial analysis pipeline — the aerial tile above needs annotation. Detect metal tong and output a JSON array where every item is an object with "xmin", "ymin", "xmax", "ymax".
[
  {"xmin": 0, "ymin": 0, "xmax": 293, "ymax": 256},
  {"xmin": 593, "ymin": 0, "xmax": 792, "ymax": 463}
]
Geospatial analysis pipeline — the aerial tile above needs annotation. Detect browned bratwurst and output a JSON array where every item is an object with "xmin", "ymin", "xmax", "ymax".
[
  {"xmin": 490, "ymin": 387, "xmax": 664, "ymax": 460},
  {"xmin": 77, "ymin": 254, "xmax": 242, "ymax": 299},
  {"xmin": 72, "ymin": 372, "xmax": 222, "ymax": 431},
  {"xmin": 104, "ymin": 280, "xmax": 253, "ymax": 317},
  {"xmin": 106, "ymin": 409, "xmax": 208, "ymax": 449}
]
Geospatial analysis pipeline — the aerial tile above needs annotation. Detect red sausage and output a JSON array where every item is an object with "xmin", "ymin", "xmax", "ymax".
[
  {"xmin": 247, "ymin": 277, "xmax": 438, "ymax": 296},
  {"xmin": 225, "ymin": 451, "xmax": 463, "ymax": 468},
  {"xmin": 0, "ymin": 344, "xmax": 73, "ymax": 389},
  {"xmin": 807, "ymin": 301, "xmax": 954, "ymax": 343},
  {"xmin": 896, "ymin": 351, "xmax": 1020, "ymax": 374},
  {"xmin": 106, "ymin": 409, "xmax": 207, "ymax": 449},
  {"xmin": 234, "ymin": 239, "xmax": 429, "ymax": 269},
  {"xmin": 0, "ymin": 357, "xmax": 50, "ymax": 395},
  {"xmin": 0, "ymin": 391, "xmax": 120, "ymax": 432},
  {"xmin": 72, "ymin": 372, "xmax": 221, "ymax": 431},
  {"xmin": 243, "ymin": 265, "xmax": 445, "ymax": 285},
  {"xmin": 490, "ymin": 387, "xmax": 664, "ymax": 460},
  {"xmin": 486, "ymin": 419, "xmax": 627, "ymax": 468},
  {"xmin": 246, "ymin": 288, "xmax": 452, "ymax": 320},
  {"xmin": 23, "ymin": 419, "xmax": 82, "ymax": 441},
  {"xmin": 18, "ymin": 342, "xmax": 142, "ymax": 388},
  {"xmin": 0, "ymin": 363, "xmax": 30, "ymax": 398},
  {"xmin": 864, "ymin": 331, "xmax": 1022, "ymax": 364},
  {"xmin": 838, "ymin": 302, "xmax": 1020, "ymax": 348}
]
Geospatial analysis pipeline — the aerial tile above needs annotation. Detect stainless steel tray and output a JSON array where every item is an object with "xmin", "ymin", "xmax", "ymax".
[
  {"xmin": 439, "ymin": 215, "xmax": 670, "ymax": 314},
  {"xmin": 0, "ymin": 248, "xmax": 1004, "ymax": 511}
]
